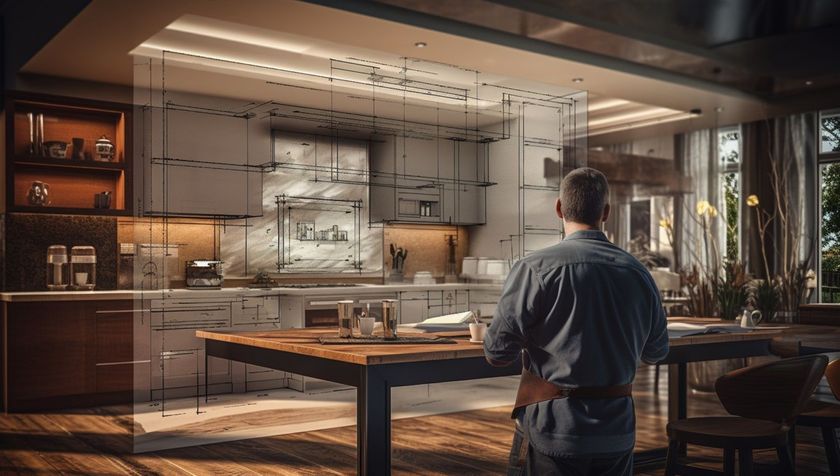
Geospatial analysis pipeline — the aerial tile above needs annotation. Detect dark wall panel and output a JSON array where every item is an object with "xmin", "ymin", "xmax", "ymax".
[{"xmin": 4, "ymin": 213, "xmax": 117, "ymax": 291}]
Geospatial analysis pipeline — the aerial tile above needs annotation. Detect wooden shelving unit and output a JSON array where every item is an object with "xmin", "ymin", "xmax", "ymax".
[{"xmin": 5, "ymin": 93, "xmax": 132, "ymax": 216}]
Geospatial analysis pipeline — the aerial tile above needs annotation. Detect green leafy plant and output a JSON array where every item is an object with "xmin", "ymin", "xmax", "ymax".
[
  {"xmin": 749, "ymin": 278, "xmax": 780, "ymax": 322},
  {"xmin": 714, "ymin": 261, "xmax": 749, "ymax": 320},
  {"xmin": 682, "ymin": 265, "xmax": 717, "ymax": 317}
]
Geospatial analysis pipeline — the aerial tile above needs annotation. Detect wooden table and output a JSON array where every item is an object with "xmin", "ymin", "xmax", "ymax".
[{"xmin": 198, "ymin": 326, "xmax": 784, "ymax": 475}]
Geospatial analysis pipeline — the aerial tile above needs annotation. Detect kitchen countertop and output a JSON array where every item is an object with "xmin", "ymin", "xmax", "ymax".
[{"xmin": 0, "ymin": 283, "xmax": 503, "ymax": 302}]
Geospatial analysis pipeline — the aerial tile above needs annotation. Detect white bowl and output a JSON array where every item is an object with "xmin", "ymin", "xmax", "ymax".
[{"xmin": 462, "ymin": 257, "xmax": 478, "ymax": 275}]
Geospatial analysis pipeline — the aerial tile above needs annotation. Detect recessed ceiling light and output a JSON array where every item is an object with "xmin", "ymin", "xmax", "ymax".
[
  {"xmin": 715, "ymin": 106, "xmax": 724, "ymax": 113},
  {"xmin": 805, "ymin": 80, "xmax": 813, "ymax": 86},
  {"xmin": 572, "ymin": 77, "xmax": 584, "ymax": 83},
  {"xmin": 414, "ymin": 41, "xmax": 427, "ymax": 48}
]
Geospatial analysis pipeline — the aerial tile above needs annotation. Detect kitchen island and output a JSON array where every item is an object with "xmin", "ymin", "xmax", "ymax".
[{"xmin": 198, "ymin": 325, "xmax": 786, "ymax": 475}]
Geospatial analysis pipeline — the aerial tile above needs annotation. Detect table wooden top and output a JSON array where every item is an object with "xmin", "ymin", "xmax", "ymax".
[
  {"xmin": 668, "ymin": 317, "xmax": 840, "ymax": 350},
  {"xmin": 197, "ymin": 322, "xmax": 786, "ymax": 366}
]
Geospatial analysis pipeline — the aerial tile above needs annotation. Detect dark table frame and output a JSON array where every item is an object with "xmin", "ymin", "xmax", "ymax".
[{"xmin": 204, "ymin": 335, "xmax": 775, "ymax": 475}]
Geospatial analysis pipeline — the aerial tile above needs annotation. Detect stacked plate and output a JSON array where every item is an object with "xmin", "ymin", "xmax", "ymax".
[{"xmin": 413, "ymin": 271, "xmax": 436, "ymax": 285}]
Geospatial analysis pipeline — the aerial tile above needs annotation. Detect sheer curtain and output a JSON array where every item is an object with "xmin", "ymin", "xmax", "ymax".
[{"xmin": 676, "ymin": 129, "xmax": 718, "ymax": 272}]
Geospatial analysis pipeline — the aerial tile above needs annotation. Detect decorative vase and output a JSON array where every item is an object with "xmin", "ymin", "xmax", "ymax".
[{"xmin": 72, "ymin": 138, "xmax": 85, "ymax": 160}]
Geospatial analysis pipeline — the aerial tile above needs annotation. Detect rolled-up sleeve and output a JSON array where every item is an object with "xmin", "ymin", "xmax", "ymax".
[
  {"xmin": 484, "ymin": 261, "xmax": 544, "ymax": 365},
  {"xmin": 641, "ymin": 286, "xmax": 669, "ymax": 364}
]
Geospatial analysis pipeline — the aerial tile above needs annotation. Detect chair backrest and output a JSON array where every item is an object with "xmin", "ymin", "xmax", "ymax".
[
  {"xmin": 769, "ymin": 337, "xmax": 801, "ymax": 359},
  {"xmin": 715, "ymin": 354, "xmax": 828, "ymax": 424},
  {"xmin": 825, "ymin": 359, "xmax": 840, "ymax": 401}
]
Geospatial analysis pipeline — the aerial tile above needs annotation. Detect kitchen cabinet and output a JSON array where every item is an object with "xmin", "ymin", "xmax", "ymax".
[
  {"xmin": 403, "ymin": 136, "xmax": 439, "ymax": 179},
  {"xmin": 398, "ymin": 289, "xmax": 470, "ymax": 323},
  {"xmin": 369, "ymin": 134, "xmax": 486, "ymax": 224},
  {"xmin": 468, "ymin": 289, "xmax": 501, "ymax": 319},
  {"xmin": 2, "ymin": 300, "xmax": 135, "ymax": 411},
  {"xmin": 233, "ymin": 296, "xmax": 287, "ymax": 392},
  {"xmin": 149, "ymin": 299, "xmax": 233, "ymax": 400},
  {"xmin": 141, "ymin": 106, "xmax": 265, "ymax": 218},
  {"xmin": 5, "ymin": 93, "xmax": 133, "ymax": 217}
]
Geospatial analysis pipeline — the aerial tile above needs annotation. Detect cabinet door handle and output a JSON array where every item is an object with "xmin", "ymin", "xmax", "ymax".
[{"xmin": 96, "ymin": 360, "xmax": 151, "ymax": 366}]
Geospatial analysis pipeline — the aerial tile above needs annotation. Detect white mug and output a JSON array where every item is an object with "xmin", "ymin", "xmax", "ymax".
[
  {"xmin": 359, "ymin": 317, "xmax": 375, "ymax": 336},
  {"xmin": 75, "ymin": 272, "xmax": 89, "ymax": 286},
  {"xmin": 469, "ymin": 322, "xmax": 487, "ymax": 342},
  {"xmin": 740, "ymin": 310, "xmax": 763, "ymax": 328}
]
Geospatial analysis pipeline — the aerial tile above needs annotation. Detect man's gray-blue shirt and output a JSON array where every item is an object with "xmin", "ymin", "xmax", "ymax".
[{"xmin": 484, "ymin": 229, "xmax": 669, "ymax": 458}]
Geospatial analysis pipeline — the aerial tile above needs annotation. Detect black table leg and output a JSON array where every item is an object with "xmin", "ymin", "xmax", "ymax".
[
  {"xmin": 357, "ymin": 367, "xmax": 391, "ymax": 475},
  {"xmin": 668, "ymin": 362, "xmax": 688, "ymax": 456},
  {"xmin": 668, "ymin": 362, "xmax": 688, "ymax": 421}
]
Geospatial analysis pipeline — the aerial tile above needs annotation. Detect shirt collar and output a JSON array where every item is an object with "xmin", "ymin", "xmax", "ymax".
[{"xmin": 564, "ymin": 229, "xmax": 609, "ymax": 241}]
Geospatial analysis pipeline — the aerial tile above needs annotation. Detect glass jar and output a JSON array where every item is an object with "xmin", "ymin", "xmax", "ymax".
[
  {"xmin": 382, "ymin": 299, "xmax": 399, "ymax": 339},
  {"xmin": 337, "ymin": 300, "xmax": 355, "ymax": 338},
  {"xmin": 46, "ymin": 245, "xmax": 69, "ymax": 290},
  {"xmin": 70, "ymin": 246, "xmax": 97, "ymax": 290}
]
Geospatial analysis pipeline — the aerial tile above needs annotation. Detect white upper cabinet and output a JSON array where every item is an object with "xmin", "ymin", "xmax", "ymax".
[
  {"xmin": 368, "ymin": 133, "xmax": 486, "ymax": 225},
  {"xmin": 142, "ymin": 106, "xmax": 265, "ymax": 218}
]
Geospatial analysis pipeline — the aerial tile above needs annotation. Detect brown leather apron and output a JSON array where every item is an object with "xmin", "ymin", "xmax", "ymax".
[
  {"xmin": 507, "ymin": 354, "xmax": 633, "ymax": 474},
  {"xmin": 511, "ymin": 367, "xmax": 633, "ymax": 418}
]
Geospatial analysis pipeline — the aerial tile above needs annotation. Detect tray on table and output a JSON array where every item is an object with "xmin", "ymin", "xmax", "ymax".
[{"xmin": 318, "ymin": 335, "xmax": 457, "ymax": 345}]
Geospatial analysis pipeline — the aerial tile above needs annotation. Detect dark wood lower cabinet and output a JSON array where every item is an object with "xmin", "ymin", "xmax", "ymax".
[{"xmin": 2, "ymin": 299, "xmax": 134, "ymax": 412}]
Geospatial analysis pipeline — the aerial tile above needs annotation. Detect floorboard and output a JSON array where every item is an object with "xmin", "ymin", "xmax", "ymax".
[{"xmin": 0, "ymin": 365, "xmax": 833, "ymax": 475}]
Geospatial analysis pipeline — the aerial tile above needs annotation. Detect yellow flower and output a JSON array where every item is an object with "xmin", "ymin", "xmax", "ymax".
[
  {"xmin": 659, "ymin": 217, "xmax": 672, "ymax": 229},
  {"xmin": 696, "ymin": 200, "xmax": 710, "ymax": 216},
  {"xmin": 708, "ymin": 206, "xmax": 718, "ymax": 218},
  {"xmin": 746, "ymin": 195, "xmax": 759, "ymax": 207}
]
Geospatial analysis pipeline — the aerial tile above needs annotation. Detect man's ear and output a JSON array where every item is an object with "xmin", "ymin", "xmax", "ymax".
[
  {"xmin": 555, "ymin": 198, "xmax": 564, "ymax": 220},
  {"xmin": 602, "ymin": 203, "xmax": 611, "ymax": 222}
]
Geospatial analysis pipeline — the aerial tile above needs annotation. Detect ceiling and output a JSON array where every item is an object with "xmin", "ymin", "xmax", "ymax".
[
  {"xmin": 368, "ymin": 0, "xmax": 840, "ymax": 99},
  {"xmin": 18, "ymin": 0, "xmax": 809, "ymax": 146},
  {"xmin": 130, "ymin": 14, "xmax": 585, "ymax": 134}
]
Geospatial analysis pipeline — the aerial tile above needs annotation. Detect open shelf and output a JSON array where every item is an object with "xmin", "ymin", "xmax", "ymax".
[
  {"xmin": 6, "ymin": 92, "xmax": 133, "ymax": 217},
  {"xmin": 14, "ymin": 155, "xmax": 126, "ymax": 173},
  {"xmin": 9, "ymin": 206, "xmax": 131, "ymax": 216}
]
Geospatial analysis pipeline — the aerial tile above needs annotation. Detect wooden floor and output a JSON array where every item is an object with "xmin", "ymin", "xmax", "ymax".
[{"xmin": 0, "ymin": 365, "xmax": 833, "ymax": 475}]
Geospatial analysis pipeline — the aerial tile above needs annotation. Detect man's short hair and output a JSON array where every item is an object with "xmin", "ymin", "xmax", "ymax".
[{"xmin": 560, "ymin": 167, "xmax": 609, "ymax": 226}]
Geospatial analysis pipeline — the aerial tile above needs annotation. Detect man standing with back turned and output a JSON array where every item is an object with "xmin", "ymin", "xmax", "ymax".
[{"xmin": 484, "ymin": 167, "xmax": 669, "ymax": 475}]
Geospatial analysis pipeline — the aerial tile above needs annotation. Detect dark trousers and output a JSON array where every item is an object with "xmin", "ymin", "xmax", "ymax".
[{"xmin": 508, "ymin": 420, "xmax": 633, "ymax": 476}]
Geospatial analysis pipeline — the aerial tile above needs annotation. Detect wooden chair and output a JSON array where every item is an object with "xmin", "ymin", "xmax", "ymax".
[
  {"xmin": 797, "ymin": 359, "xmax": 840, "ymax": 475},
  {"xmin": 665, "ymin": 354, "xmax": 828, "ymax": 475}
]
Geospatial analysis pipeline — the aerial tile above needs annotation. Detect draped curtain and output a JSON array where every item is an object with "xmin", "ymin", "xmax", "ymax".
[{"xmin": 741, "ymin": 113, "xmax": 818, "ymax": 282}]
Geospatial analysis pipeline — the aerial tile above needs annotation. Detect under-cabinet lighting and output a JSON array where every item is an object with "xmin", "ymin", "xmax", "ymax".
[{"xmin": 588, "ymin": 111, "xmax": 698, "ymax": 136}]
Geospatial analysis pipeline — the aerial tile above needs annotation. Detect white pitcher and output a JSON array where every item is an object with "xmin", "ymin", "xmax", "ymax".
[{"xmin": 740, "ymin": 310, "xmax": 763, "ymax": 328}]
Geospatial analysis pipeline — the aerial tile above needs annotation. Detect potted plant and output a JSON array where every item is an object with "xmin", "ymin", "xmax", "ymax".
[
  {"xmin": 714, "ymin": 261, "xmax": 749, "ymax": 321},
  {"xmin": 746, "ymin": 155, "xmax": 816, "ymax": 322},
  {"xmin": 749, "ymin": 278, "xmax": 780, "ymax": 322}
]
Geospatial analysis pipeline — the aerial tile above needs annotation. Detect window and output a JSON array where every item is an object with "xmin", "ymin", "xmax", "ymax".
[
  {"xmin": 718, "ymin": 127, "xmax": 741, "ymax": 262},
  {"xmin": 820, "ymin": 110, "xmax": 840, "ymax": 302}
]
